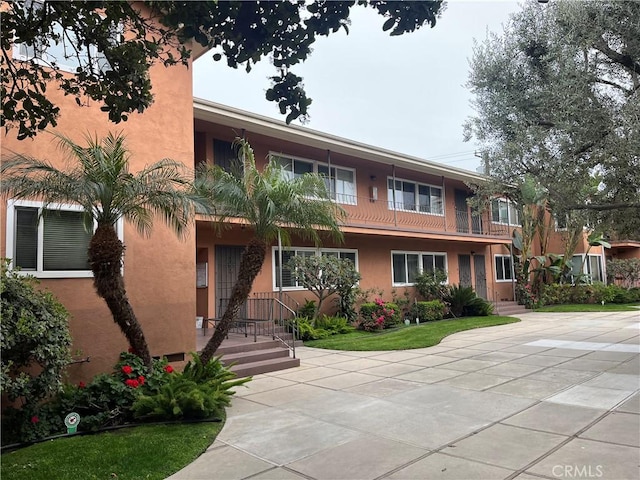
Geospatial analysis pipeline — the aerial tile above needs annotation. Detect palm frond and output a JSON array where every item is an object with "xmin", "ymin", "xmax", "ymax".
[
  {"xmin": 195, "ymin": 137, "xmax": 345, "ymax": 246},
  {"xmin": 2, "ymin": 131, "xmax": 200, "ymax": 239}
]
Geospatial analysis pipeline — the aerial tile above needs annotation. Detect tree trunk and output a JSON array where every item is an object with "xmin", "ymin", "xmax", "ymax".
[
  {"xmin": 199, "ymin": 238, "xmax": 267, "ymax": 365},
  {"xmin": 88, "ymin": 224, "xmax": 152, "ymax": 368}
]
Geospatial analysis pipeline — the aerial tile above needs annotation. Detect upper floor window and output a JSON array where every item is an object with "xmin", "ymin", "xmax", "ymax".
[
  {"xmin": 13, "ymin": 1, "xmax": 116, "ymax": 74},
  {"xmin": 6, "ymin": 199, "xmax": 122, "ymax": 278},
  {"xmin": 391, "ymin": 251, "xmax": 447, "ymax": 286},
  {"xmin": 387, "ymin": 178, "xmax": 443, "ymax": 215},
  {"xmin": 212, "ymin": 139, "xmax": 238, "ymax": 172},
  {"xmin": 273, "ymin": 247, "xmax": 359, "ymax": 290},
  {"xmin": 271, "ymin": 154, "xmax": 356, "ymax": 205},
  {"xmin": 491, "ymin": 198, "xmax": 520, "ymax": 226}
]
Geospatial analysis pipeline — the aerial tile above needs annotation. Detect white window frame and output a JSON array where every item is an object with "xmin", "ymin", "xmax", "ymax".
[
  {"xmin": 391, "ymin": 250, "xmax": 448, "ymax": 286},
  {"xmin": 571, "ymin": 254, "xmax": 604, "ymax": 284},
  {"xmin": 491, "ymin": 198, "xmax": 520, "ymax": 226},
  {"xmin": 387, "ymin": 177, "xmax": 444, "ymax": 216},
  {"xmin": 272, "ymin": 246, "xmax": 359, "ymax": 291},
  {"xmin": 5, "ymin": 199, "xmax": 123, "ymax": 278},
  {"xmin": 12, "ymin": 3, "xmax": 118, "ymax": 74},
  {"xmin": 269, "ymin": 152, "xmax": 357, "ymax": 205},
  {"xmin": 494, "ymin": 254, "xmax": 514, "ymax": 282}
]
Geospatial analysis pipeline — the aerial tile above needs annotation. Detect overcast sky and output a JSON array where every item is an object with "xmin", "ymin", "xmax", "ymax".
[{"xmin": 193, "ymin": 1, "xmax": 523, "ymax": 173}]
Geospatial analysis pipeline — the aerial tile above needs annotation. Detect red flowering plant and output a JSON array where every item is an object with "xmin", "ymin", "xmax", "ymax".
[
  {"xmin": 357, "ymin": 298, "xmax": 401, "ymax": 331},
  {"xmin": 115, "ymin": 351, "xmax": 173, "ymax": 394},
  {"xmin": 2, "ymin": 351, "xmax": 179, "ymax": 445}
]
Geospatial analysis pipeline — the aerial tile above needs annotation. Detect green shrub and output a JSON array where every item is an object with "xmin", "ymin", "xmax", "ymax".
[
  {"xmin": 358, "ymin": 299, "xmax": 400, "ymax": 331},
  {"xmin": 1, "ymin": 260, "xmax": 72, "ymax": 412},
  {"xmin": 1, "ymin": 351, "xmax": 174, "ymax": 445},
  {"xmin": 414, "ymin": 269, "xmax": 448, "ymax": 301},
  {"xmin": 540, "ymin": 283, "xmax": 640, "ymax": 306},
  {"xmin": 298, "ymin": 300, "xmax": 316, "ymax": 319},
  {"xmin": 444, "ymin": 285, "xmax": 476, "ymax": 317},
  {"xmin": 465, "ymin": 297, "xmax": 495, "ymax": 316},
  {"xmin": 133, "ymin": 356, "xmax": 249, "ymax": 421},
  {"xmin": 607, "ymin": 258, "xmax": 640, "ymax": 288},
  {"xmin": 294, "ymin": 317, "xmax": 330, "ymax": 341},
  {"xmin": 333, "ymin": 259, "xmax": 362, "ymax": 322},
  {"xmin": 444, "ymin": 285, "xmax": 493, "ymax": 317},
  {"xmin": 314, "ymin": 315, "xmax": 352, "ymax": 334},
  {"xmin": 410, "ymin": 301, "xmax": 446, "ymax": 322}
]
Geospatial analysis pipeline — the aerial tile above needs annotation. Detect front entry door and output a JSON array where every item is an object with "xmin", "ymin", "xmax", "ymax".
[
  {"xmin": 214, "ymin": 245, "xmax": 244, "ymax": 317},
  {"xmin": 458, "ymin": 254, "xmax": 472, "ymax": 288},
  {"xmin": 474, "ymin": 254, "xmax": 487, "ymax": 299}
]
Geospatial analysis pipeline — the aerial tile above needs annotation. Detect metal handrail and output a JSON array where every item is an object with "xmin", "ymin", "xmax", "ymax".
[
  {"xmin": 217, "ymin": 296, "xmax": 298, "ymax": 357},
  {"xmin": 271, "ymin": 297, "xmax": 298, "ymax": 359}
]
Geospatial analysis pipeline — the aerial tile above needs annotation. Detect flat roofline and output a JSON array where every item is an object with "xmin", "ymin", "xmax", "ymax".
[
  {"xmin": 610, "ymin": 240, "xmax": 640, "ymax": 249},
  {"xmin": 193, "ymin": 98, "xmax": 488, "ymax": 184}
]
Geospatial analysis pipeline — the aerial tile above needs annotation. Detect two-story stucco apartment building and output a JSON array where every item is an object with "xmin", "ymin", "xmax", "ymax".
[
  {"xmin": 192, "ymin": 99, "xmax": 627, "ymax": 323},
  {"xmin": 3, "ymin": 62, "xmax": 636, "ymax": 379}
]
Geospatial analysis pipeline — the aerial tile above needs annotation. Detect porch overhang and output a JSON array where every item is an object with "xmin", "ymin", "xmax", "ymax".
[{"xmin": 341, "ymin": 224, "xmax": 512, "ymax": 245}]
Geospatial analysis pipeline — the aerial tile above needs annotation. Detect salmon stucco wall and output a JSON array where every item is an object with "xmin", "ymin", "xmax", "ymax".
[
  {"xmin": 196, "ymin": 224, "xmax": 501, "ymax": 316},
  {"xmin": 2, "ymin": 50, "xmax": 197, "ymax": 381}
]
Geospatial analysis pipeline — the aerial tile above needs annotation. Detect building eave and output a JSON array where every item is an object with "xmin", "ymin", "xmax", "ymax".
[{"xmin": 193, "ymin": 98, "xmax": 488, "ymax": 184}]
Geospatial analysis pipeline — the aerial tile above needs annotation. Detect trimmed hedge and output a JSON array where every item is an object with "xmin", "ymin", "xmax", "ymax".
[
  {"xmin": 540, "ymin": 283, "xmax": 640, "ymax": 306},
  {"xmin": 409, "ymin": 300, "xmax": 446, "ymax": 322}
]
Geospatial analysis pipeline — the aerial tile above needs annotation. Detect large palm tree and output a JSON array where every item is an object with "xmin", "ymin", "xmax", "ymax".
[
  {"xmin": 196, "ymin": 139, "xmax": 345, "ymax": 364},
  {"xmin": 1, "ymin": 132, "xmax": 201, "ymax": 368}
]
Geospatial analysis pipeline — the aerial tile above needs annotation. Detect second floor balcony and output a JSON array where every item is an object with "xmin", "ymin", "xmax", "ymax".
[{"xmin": 335, "ymin": 194, "xmax": 513, "ymax": 240}]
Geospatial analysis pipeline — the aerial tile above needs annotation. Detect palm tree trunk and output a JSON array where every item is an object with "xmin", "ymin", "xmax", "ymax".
[
  {"xmin": 88, "ymin": 224, "xmax": 152, "ymax": 368},
  {"xmin": 200, "ymin": 238, "xmax": 267, "ymax": 365}
]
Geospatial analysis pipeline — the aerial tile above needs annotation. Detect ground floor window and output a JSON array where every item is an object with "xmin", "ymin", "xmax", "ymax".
[
  {"xmin": 571, "ymin": 254, "xmax": 604, "ymax": 283},
  {"xmin": 5, "ymin": 200, "xmax": 101, "ymax": 278},
  {"xmin": 391, "ymin": 251, "xmax": 447, "ymax": 286},
  {"xmin": 273, "ymin": 247, "xmax": 359, "ymax": 290},
  {"xmin": 495, "ymin": 255, "xmax": 513, "ymax": 282}
]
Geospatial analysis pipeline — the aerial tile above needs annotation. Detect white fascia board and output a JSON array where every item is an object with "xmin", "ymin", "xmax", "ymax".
[{"xmin": 193, "ymin": 98, "xmax": 488, "ymax": 184}]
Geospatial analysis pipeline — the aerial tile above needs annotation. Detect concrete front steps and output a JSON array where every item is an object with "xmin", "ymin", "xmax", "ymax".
[
  {"xmin": 217, "ymin": 339, "xmax": 300, "ymax": 378},
  {"xmin": 495, "ymin": 301, "xmax": 530, "ymax": 316}
]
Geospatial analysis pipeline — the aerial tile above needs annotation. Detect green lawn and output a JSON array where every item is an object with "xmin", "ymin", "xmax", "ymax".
[
  {"xmin": 1, "ymin": 420, "xmax": 223, "ymax": 480},
  {"xmin": 534, "ymin": 303, "xmax": 640, "ymax": 313},
  {"xmin": 304, "ymin": 316, "xmax": 519, "ymax": 350}
]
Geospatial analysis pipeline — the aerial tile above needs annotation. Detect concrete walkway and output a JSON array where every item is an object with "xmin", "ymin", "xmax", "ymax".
[{"xmin": 169, "ymin": 311, "xmax": 640, "ymax": 480}]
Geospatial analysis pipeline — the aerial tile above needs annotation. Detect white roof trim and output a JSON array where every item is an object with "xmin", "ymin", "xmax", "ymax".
[{"xmin": 193, "ymin": 98, "xmax": 487, "ymax": 184}]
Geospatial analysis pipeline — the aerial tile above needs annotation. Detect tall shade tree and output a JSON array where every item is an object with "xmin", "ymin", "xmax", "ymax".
[
  {"xmin": 3, "ymin": 0, "xmax": 444, "ymax": 140},
  {"xmin": 1, "ymin": 132, "xmax": 201, "ymax": 368},
  {"xmin": 464, "ymin": 0, "xmax": 640, "ymax": 238},
  {"xmin": 195, "ymin": 139, "xmax": 345, "ymax": 364}
]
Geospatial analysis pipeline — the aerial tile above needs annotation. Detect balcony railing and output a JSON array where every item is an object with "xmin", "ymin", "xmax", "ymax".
[{"xmin": 338, "ymin": 194, "xmax": 512, "ymax": 238}]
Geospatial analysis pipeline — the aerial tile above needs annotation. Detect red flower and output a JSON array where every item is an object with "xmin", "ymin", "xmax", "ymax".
[
  {"xmin": 121, "ymin": 365, "xmax": 133, "ymax": 375},
  {"xmin": 137, "ymin": 375, "xmax": 145, "ymax": 385},
  {"xmin": 125, "ymin": 379, "xmax": 139, "ymax": 388},
  {"xmin": 128, "ymin": 346, "xmax": 136, "ymax": 354},
  {"xmin": 78, "ymin": 381, "xmax": 86, "ymax": 389},
  {"xmin": 31, "ymin": 416, "xmax": 39, "ymax": 424},
  {"xmin": 164, "ymin": 365, "xmax": 174, "ymax": 374}
]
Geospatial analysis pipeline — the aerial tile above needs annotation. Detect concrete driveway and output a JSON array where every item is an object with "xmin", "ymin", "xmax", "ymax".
[{"xmin": 169, "ymin": 311, "xmax": 640, "ymax": 480}]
